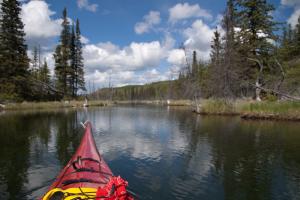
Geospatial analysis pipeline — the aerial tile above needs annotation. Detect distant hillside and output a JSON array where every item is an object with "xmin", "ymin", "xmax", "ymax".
[{"xmin": 90, "ymin": 80, "xmax": 187, "ymax": 100}]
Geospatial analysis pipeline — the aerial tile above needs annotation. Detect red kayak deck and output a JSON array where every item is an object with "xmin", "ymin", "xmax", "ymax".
[{"xmin": 42, "ymin": 121, "xmax": 114, "ymax": 197}]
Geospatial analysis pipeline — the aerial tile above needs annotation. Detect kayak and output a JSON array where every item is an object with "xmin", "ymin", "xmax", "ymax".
[{"xmin": 41, "ymin": 121, "xmax": 134, "ymax": 200}]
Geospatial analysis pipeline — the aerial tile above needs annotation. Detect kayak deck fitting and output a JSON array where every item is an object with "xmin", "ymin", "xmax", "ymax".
[{"xmin": 41, "ymin": 121, "xmax": 134, "ymax": 200}]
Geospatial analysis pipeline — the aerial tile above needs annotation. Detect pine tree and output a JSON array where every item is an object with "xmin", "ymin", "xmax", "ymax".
[
  {"xmin": 222, "ymin": 0, "xmax": 241, "ymax": 97},
  {"xmin": 54, "ymin": 8, "xmax": 71, "ymax": 98},
  {"xmin": 70, "ymin": 23, "xmax": 76, "ymax": 97},
  {"xmin": 191, "ymin": 50, "xmax": 198, "ymax": 77},
  {"xmin": 209, "ymin": 29, "xmax": 223, "ymax": 97},
  {"xmin": 237, "ymin": 0, "xmax": 276, "ymax": 57},
  {"xmin": 0, "ymin": 0, "xmax": 29, "ymax": 100},
  {"xmin": 210, "ymin": 29, "xmax": 222, "ymax": 67},
  {"xmin": 31, "ymin": 46, "xmax": 39, "ymax": 79},
  {"xmin": 236, "ymin": 0, "xmax": 277, "ymax": 97},
  {"xmin": 280, "ymin": 24, "xmax": 294, "ymax": 60},
  {"xmin": 40, "ymin": 59, "xmax": 50, "ymax": 84},
  {"xmin": 75, "ymin": 19, "xmax": 85, "ymax": 94},
  {"xmin": 294, "ymin": 15, "xmax": 300, "ymax": 57}
]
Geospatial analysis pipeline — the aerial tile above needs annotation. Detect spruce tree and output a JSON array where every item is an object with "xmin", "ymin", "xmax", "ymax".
[
  {"xmin": 191, "ymin": 50, "xmax": 198, "ymax": 77},
  {"xmin": 210, "ymin": 29, "xmax": 222, "ymax": 67},
  {"xmin": 40, "ymin": 59, "xmax": 50, "ymax": 84},
  {"xmin": 209, "ymin": 29, "xmax": 223, "ymax": 97},
  {"xmin": 222, "ymin": 0, "xmax": 241, "ymax": 96},
  {"xmin": 236, "ymin": 0, "xmax": 277, "ymax": 97},
  {"xmin": 294, "ymin": 16, "xmax": 300, "ymax": 57},
  {"xmin": 0, "ymin": 0, "xmax": 29, "ymax": 100},
  {"xmin": 70, "ymin": 23, "xmax": 76, "ymax": 97},
  {"xmin": 32, "ymin": 46, "xmax": 39, "ymax": 79},
  {"xmin": 54, "ymin": 8, "xmax": 71, "ymax": 98},
  {"xmin": 75, "ymin": 19, "xmax": 86, "ymax": 94}
]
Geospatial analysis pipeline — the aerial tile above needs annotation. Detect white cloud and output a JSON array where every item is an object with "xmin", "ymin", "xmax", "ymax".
[
  {"xmin": 83, "ymin": 41, "xmax": 165, "ymax": 72},
  {"xmin": 281, "ymin": 0, "xmax": 300, "ymax": 28},
  {"xmin": 85, "ymin": 69, "xmax": 169, "ymax": 87},
  {"xmin": 167, "ymin": 49, "xmax": 185, "ymax": 66},
  {"xmin": 81, "ymin": 35, "xmax": 90, "ymax": 44},
  {"xmin": 281, "ymin": 0, "xmax": 300, "ymax": 6},
  {"xmin": 77, "ymin": 0, "xmax": 98, "ymax": 12},
  {"xmin": 21, "ymin": 1, "xmax": 61, "ymax": 39},
  {"xmin": 287, "ymin": 8, "xmax": 300, "ymax": 28},
  {"xmin": 169, "ymin": 3, "xmax": 212, "ymax": 24},
  {"xmin": 135, "ymin": 11, "xmax": 161, "ymax": 34},
  {"xmin": 183, "ymin": 19, "xmax": 215, "ymax": 60}
]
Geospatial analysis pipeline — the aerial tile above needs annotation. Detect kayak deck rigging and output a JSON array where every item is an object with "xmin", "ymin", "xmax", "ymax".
[{"xmin": 41, "ymin": 121, "xmax": 134, "ymax": 200}]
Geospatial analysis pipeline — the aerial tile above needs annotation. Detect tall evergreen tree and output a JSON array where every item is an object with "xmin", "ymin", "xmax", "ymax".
[
  {"xmin": 54, "ymin": 8, "xmax": 71, "ymax": 98},
  {"xmin": 237, "ymin": 0, "xmax": 276, "ymax": 57},
  {"xmin": 74, "ymin": 19, "xmax": 85, "ymax": 94},
  {"xmin": 209, "ymin": 29, "xmax": 223, "ymax": 97},
  {"xmin": 31, "ymin": 46, "xmax": 39, "ymax": 79},
  {"xmin": 40, "ymin": 59, "xmax": 50, "ymax": 85},
  {"xmin": 222, "ymin": 0, "xmax": 241, "ymax": 97},
  {"xmin": 210, "ymin": 29, "xmax": 222, "ymax": 67},
  {"xmin": 236, "ymin": 0, "xmax": 277, "ymax": 97},
  {"xmin": 0, "ymin": 0, "xmax": 29, "ymax": 100},
  {"xmin": 191, "ymin": 50, "xmax": 198, "ymax": 77},
  {"xmin": 70, "ymin": 23, "xmax": 76, "ymax": 97},
  {"xmin": 294, "ymin": 15, "xmax": 300, "ymax": 57}
]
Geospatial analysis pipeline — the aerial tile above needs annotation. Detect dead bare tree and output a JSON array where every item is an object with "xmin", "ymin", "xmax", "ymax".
[
  {"xmin": 274, "ymin": 58, "xmax": 285, "ymax": 91},
  {"xmin": 247, "ymin": 58, "xmax": 264, "ymax": 101}
]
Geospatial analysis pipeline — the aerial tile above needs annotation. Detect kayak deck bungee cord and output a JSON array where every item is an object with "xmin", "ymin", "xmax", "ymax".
[{"xmin": 41, "ymin": 121, "xmax": 134, "ymax": 200}]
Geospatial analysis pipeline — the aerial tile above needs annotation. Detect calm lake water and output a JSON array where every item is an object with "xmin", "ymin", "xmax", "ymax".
[{"xmin": 0, "ymin": 105, "xmax": 300, "ymax": 200}]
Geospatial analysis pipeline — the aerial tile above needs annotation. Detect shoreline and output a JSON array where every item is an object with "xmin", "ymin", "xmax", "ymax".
[{"xmin": 1, "ymin": 99, "xmax": 300, "ymax": 122}]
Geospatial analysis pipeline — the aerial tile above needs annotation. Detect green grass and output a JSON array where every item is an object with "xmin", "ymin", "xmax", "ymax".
[
  {"xmin": 195, "ymin": 99, "xmax": 300, "ymax": 120},
  {"xmin": 2, "ymin": 99, "xmax": 300, "ymax": 121},
  {"xmin": 240, "ymin": 101, "xmax": 300, "ymax": 119},
  {"xmin": 2, "ymin": 100, "xmax": 110, "ymax": 110},
  {"xmin": 199, "ymin": 99, "xmax": 238, "ymax": 115}
]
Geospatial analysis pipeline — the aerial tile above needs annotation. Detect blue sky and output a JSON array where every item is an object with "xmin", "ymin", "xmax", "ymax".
[{"xmin": 14, "ymin": 0, "xmax": 299, "ymax": 89}]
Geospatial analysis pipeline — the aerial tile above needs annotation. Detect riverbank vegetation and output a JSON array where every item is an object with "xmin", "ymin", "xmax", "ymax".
[
  {"xmin": 196, "ymin": 99, "xmax": 300, "ymax": 121},
  {"xmin": 1, "ymin": 100, "xmax": 110, "ymax": 111}
]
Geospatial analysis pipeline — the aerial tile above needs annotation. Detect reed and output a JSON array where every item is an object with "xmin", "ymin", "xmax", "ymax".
[{"xmin": 195, "ymin": 99, "xmax": 300, "ymax": 121}]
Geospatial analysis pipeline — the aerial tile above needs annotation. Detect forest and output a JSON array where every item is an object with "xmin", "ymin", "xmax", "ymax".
[
  {"xmin": 0, "ymin": 0, "xmax": 85, "ymax": 102},
  {"xmin": 93, "ymin": 0, "xmax": 300, "ymax": 102}
]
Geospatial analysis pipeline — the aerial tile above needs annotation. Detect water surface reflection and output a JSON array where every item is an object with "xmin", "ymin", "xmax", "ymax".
[{"xmin": 0, "ymin": 106, "xmax": 299, "ymax": 200}]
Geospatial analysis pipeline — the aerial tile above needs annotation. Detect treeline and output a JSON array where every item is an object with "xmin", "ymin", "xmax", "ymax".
[
  {"xmin": 0, "ymin": 0, "xmax": 85, "ymax": 102},
  {"xmin": 93, "ymin": 0, "xmax": 300, "ymax": 101}
]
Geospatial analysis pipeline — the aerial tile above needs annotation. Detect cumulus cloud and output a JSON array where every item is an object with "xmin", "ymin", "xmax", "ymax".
[
  {"xmin": 81, "ymin": 35, "xmax": 90, "ymax": 44},
  {"xmin": 21, "ymin": 1, "xmax": 61, "ymax": 39},
  {"xmin": 281, "ymin": 0, "xmax": 300, "ymax": 6},
  {"xmin": 85, "ymin": 69, "xmax": 169, "ymax": 87},
  {"xmin": 169, "ymin": 3, "xmax": 212, "ymax": 24},
  {"xmin": 83, "ymin": 41, "xmax": 165, "ymax": 72},
  {"xmin": 134, "ymin": 11, "xmax": 161, "ymax": 34},
  {"xmin": 287, "ymin": 8, "xmax": 300, "ymax": 28},
  {"xmin": 167, "ymin": 49, "xmax": 185, "ymax": 66},
  {"xmin": 183, "ymin": 19, "xmax": 215, "ymax": 60},
  {"xmin": 281, "ymin": 0, "xmax": 300, "ymax": 28},
  {"xmin": 77, "ymin": 0, "xmax": 98, "ymax": 12}
]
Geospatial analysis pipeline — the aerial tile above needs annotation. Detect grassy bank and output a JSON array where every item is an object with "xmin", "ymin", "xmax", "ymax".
[
  {"xmin": 114, "ymin": 99, "xmax": 192, "ymax": 106},
  {"xmin": 239, "ymin": 101, "xmax": 300, "ymax": 121},
  {"xmin": 1, "ymin": 99, "xmax": 299, "ymax": 121},
  {"xmin": 1, "ymin": 100, "xmax": 112, "ymax": 111},
  {"xmin": 195, "ymin": 99, "xmax": 300, "ymax": 121},
  {"xmin": 0, "ymin": 99, "xmax": 192, "ymax": 111}
]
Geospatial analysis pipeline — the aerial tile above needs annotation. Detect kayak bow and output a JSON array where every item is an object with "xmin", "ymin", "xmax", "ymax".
[{"xmin": 41, "ymin": 121, "xmax": 134, "ymax": 200}]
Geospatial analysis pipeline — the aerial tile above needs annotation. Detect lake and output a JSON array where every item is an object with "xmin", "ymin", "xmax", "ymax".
[{"xmin": 0, "ymin": 105, "xmax": 300, "ymax": 200}]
